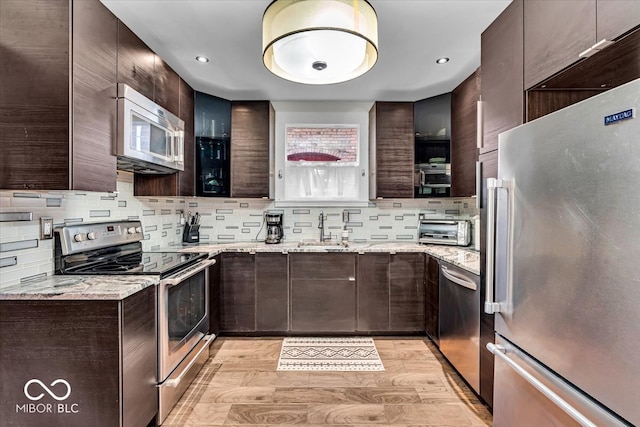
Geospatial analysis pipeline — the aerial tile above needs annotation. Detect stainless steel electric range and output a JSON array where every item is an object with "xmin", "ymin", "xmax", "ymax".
[{"xmin": 55, "ymin": 220, "xmax": 215, "ymax": 424}]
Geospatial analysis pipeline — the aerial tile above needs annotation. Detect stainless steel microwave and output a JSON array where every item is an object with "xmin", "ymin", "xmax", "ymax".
[{"xmin": 116, "ymin": 84, "xmax": 185, "ymax": 174}]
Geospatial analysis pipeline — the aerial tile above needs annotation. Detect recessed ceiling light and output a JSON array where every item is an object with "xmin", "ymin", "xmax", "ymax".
[
  {"xmin": 195, "ymin": 56, "xmax": 210, "ymax": 63},
  {"xmin": 436, "ymin": 57, "xmax": 449, "ymax": 64}
]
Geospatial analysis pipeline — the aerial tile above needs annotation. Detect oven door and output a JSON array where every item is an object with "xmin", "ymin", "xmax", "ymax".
[{"xmin": 158, "ymin": 258, "xmax": 215, "ymax": 381}]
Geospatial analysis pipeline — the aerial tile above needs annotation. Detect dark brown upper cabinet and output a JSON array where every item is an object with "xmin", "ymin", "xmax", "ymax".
[
  {"xmin": 523, "ymin": 0, "xmax": 639, "ymax": 91},
  {"xmin": 480, "ymin": 0, "xmax": 524, "ymax": 154},
  {"xmin": 523, "ymin": 0, "xmax": 596, "ymax": 90},
  {"xmin": 451, "ymin": 68, "xmax": 480, "ymax": 198},
  {"xmin": 369, "ymin": 102, "xmax": 415, "ymax": 199},
  {"xmin": 153, "ymin": 55, "xmax": 180, "ymax": 114},
  {"xmin": 230, "ymin": 101, "xmax": 273, "ymax": 198},
  {"xmin": 596, "ymin": 0, "xmax": 640, "ymax": 43},
  {"xmin": 117, "ymin": 21, "xmax": 155, "ymax": 101},
  {"xmin": 0, "ymin": 0, "xmax": 118, "ymax": 192}
]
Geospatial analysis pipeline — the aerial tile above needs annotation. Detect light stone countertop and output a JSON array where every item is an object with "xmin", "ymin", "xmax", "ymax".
[
  {"xmin": 0, "ymin": 275, "xmax": 159, "ymax": 301},
  {"xmin": 178, "ymin": 241, "xmax": 480, "ymax": 275},
  {"xmin": 0, "ymin": 242, "xmax": 477, "ymax": 301}
]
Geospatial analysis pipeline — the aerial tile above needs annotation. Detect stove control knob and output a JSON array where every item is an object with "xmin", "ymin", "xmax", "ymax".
[
  {"xmin": 87, "ymin": 232, "xmax": 98, "ymax": 240},
  {"xmin": 73, "ymin": 233, "xmax": 86, "ymax": 242},
  {"xmin": 135, "ymin": 226, "xmax": 142, "ymax": 233},
  {"xmin": 127, "ymin": 227, "xmax": 137, "ymax": 234}
]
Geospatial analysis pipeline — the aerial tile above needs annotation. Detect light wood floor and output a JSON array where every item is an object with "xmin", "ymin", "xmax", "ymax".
[{"xmin": 162, "ymin": 337, "xmax": 492, "ymax": 426}]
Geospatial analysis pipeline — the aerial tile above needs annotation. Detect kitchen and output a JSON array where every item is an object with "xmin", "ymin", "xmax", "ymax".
[{"xmin": 1, "ymin": 1, "xmax": 639, "ymax": 426}]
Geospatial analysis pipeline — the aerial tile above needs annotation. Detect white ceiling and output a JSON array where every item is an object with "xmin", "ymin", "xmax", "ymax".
[{"xmin": 100, "ymin": 0, "xmax": 511, "ymax": 102}]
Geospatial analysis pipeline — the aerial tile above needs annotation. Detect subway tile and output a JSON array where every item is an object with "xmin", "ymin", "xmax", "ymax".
[
  {"xmin": 0, "ymin": 257, "xmax": 18, "ymax": 268},
  {"xmin": 161, "ymin": 209, "xmax": 172, "ymax": 215},
  {"xmin": 46, "ymin": 198, "xmax": 62, "ymax": 207},
  {"xmin": 216, "ymin": 209, "xmax": 233, "ymax": 214},
  {"xmin": 293, "ymin": 209, "xmax": 310, "ymax": 214},
  {"xmin": 145, "ymin": 225, "xmax": 158, "ymax": 232},
  {"xmin": 243, "ymin": 222, "xmax": 261, "ymax": 227},
  {"xmin": 118, "ymin": 201, "xmax": 127, "ymax": 207},
  {"xmin": 142, "ymin": 210, "xmax": 156, "ymax": 216},
  {"xmin": 240, "ymin": 203, "xmax": 249, "ymax": 208},
  {"xmin": 20, "ymin": 272, "xmax": 47, "ymax": 283},
  {"xmin": 0, "ymin": 240, "xmax": 38, "ymax": 252},
  {"xmin": 216, "ymin": 216, "xmax": 225, "ymax": 220}
]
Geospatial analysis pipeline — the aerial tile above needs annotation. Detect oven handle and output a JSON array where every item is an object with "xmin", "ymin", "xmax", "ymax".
[
  {"xmin": 163, "ymin": 334, "xmax": 215, "ymax": 388},
  {"xmin": 163, "ymin": 258, "xmax": 216, "ymax": 287}
]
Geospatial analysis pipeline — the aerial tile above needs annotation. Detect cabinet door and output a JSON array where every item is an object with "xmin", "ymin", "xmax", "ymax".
[
  {"xmin": 117, "ymin": 21, "xmax": 155, "ymax": 100},
  {"xmin": 72, "ymin": 0, "xmax": 118, "ymax": 192},
  {"xmin": 122, "ymin": 286, "xmax": 157, "ymax": 427},
  {"xmin": 0, "ymin": 0, "xmax": 70, "ymax": 190},
  {"xmin": 480, "ymin": 0, "xmax": 524, "ymax": 154},
  {"xmin": 290, "ymin": 253, "xmax": 356, "ymax": 332},
  {"xmin": 371, "ymin": 102, "xmax": 414, "ymax": 199},
  {"xmin": 255, "ymin": 253, "xmax": 289, "ymax": 332},
  {"xmin": 597, "ymin": 0, "xmax": 640, "ymax": 42},
  {"xmin": 523, "ymin": 0, "xmax": 596, "ymax": 89},
  {"xmin": 389, "ymin": 253, "xmax": 425, "ymax": 331},
  {"xmin": 153, "ymin": 55, "xmax": 180, "ymax": 114},
  {"xmin": 425, "ymin": 255, "xmax": 439, "ymax": 345},
  {"xmin": 221, "ymin": 253, "xmax": 256, "ymax": 332},
  {"xmin": 291, "ymin": 279, "xmax": 356, "ymax": 332},
  {"xmin": 451, "ymin": 68, "xmax": 480, "ymax": 197},
  {"xmin": 357, "ymin": 253, "xmax": 390, "ymax": 332},
  {"xmin": 230, "ymin": 101, "xmax": 271, "ymax": 198},
  {"xmin": 178, "ymin": 78, "xmax": 195, "ymax": 196}
]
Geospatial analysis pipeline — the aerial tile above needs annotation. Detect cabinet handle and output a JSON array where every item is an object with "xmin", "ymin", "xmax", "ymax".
[
  {"xmin": 278, "ymin": 169, "xmax": 283, "ymax": 179},
  {"xmin": 476, "ymin": 161, "xmax": 482, "ymax": 209},
  {"xmin": 477, "ymin": 99, "xmax": 484, "ymax": 149},
  {"xmin": 348, "ymin": 276, "xmax": 356, "ymax": 281}
]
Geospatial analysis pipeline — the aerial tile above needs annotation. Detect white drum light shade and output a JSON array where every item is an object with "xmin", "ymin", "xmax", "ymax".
[{"xmin": 262, "ymin": 0, "xmax": 378, "ymax": 85}]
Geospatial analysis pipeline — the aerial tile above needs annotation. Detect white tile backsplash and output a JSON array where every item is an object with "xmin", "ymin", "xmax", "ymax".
[{"xmin": 0, "ymin": 172, "xmax": 478, "ymax": 289}]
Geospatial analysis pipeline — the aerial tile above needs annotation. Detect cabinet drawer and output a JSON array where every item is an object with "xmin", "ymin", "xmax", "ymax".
[{"xmin": 289, "ymin": 253, "xmax": 356, "ymax": 280}]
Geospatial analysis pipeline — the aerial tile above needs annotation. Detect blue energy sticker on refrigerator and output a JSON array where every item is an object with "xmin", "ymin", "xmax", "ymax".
[{"xmin": 604, "ymin": 108, "xmax": 634, "ymax": 126}]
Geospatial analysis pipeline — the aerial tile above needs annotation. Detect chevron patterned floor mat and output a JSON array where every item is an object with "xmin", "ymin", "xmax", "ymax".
[{"xmin": 277, "ymin": 337, "xmax": 385, "ymax": 371}]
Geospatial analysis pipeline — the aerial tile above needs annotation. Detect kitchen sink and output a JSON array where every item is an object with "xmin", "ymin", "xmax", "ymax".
[{"xmin": 296, "ymin": 241, "xmax": 349, "ymax": 248}]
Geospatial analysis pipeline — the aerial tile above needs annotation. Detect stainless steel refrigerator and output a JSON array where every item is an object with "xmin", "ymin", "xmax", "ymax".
[{"xmin": 485, "ymin": 78, "xmax": 639, "ymax": 426}]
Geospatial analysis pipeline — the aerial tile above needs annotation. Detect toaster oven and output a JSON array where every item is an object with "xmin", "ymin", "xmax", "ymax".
[{"xmin": 418, "ymin": 218, "xmax": 471, "ymax": 246}]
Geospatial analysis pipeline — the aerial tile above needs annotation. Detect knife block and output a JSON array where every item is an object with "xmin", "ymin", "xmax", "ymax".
[{"xmin": 182, "ymin": 224, "xmax": 200, "ymax": 244}]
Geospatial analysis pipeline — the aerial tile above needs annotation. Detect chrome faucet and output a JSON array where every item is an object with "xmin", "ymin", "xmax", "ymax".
[{"xmin": 318, "ymin": 210, "xmax": 327, "ymax": 242}]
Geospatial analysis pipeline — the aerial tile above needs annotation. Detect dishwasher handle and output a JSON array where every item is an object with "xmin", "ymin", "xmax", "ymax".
[{"xmin": 441, "ymin": 265, "xmax": 477, "ymax": 291}]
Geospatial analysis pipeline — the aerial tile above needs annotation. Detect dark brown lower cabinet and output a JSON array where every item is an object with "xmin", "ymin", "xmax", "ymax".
[
  {"xmin": 290, "ymin": 253, "xmax": 357, "ymax": 332},
  {"xmin": 425, "ymin": 255, "xmax": 440, "ymax": 345},
  {"xmin": 389, "ymin": 253, "xmax": 425, "ymax": 331},
  {"xmin": 0, "ymin": 286, "xmax": 157, "ymax": 427},
  {"xmin": 221, "ymin": 253, "xmax": 256, "ymax": 332},
  {"xmin": 256, "ymin": 253, "xmax": 289, "ymax": 332},
  {"xmin": 357, "ymin": 253, "xmax": 390, "ymax": 332}
]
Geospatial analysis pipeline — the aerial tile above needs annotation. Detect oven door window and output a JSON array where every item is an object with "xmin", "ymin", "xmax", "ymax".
[{"xmin": 167, "ymin": 269, "xmax": 206, "ymax": 352}]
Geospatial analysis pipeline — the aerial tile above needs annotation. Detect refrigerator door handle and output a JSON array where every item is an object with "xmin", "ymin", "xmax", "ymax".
[
  {"xmin": 485, "ymin": 177, "xmax": 502, "ymax": 313},
  {"xmin": 441, "ymin": 266, "xmax": 477, "ymax": 290},
  {"xmin": 487, "ymin": 343, "xmax": 598, "ymax": 427}
]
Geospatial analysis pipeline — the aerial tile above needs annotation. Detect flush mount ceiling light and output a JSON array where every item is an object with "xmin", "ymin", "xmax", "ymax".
[
  {"xmin": 195, "ymin": 56, "xmax": 210, "ymax": 63},
  {"xmin": 262, "ymin": 0, "xmax": 378, "ymax": 85}
]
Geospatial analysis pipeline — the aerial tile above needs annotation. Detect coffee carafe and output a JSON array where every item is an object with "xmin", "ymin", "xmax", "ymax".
[{"xmin": 265, "ymin": 213, "xmax": 283, "ymax": 244}]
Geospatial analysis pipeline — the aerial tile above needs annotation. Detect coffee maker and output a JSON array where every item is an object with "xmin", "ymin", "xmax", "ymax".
[{"xmin": 265, "ymin": 213, "xmax": 283, "ymax": 244}]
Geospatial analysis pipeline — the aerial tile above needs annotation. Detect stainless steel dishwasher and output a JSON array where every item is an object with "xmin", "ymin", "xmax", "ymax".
[{"xmin": 439, "ymin": 260, "xmax": 480, "ymax": 393}]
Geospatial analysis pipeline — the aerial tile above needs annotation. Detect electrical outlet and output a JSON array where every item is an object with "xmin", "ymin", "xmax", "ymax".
[{"xmin": 40, "ymin": 217, "xmax": 54, "ymax": 240}]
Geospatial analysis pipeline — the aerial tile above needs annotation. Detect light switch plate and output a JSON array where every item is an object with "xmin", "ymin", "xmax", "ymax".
[{"xmin": 40, "ymin": 217, "xmax": 53, "ymax": 240}]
